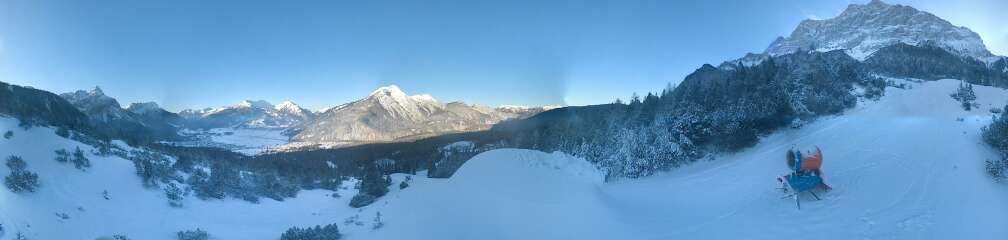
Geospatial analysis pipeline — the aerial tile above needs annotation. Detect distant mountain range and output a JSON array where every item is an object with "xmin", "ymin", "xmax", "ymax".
[
  {"xmin": 178, "ymin": 100, "xmax": 315, "ymax": 129},
  {"xmin": 290, "ymin": 85, "xmax": 554, "ymax": 147},
  {"xmin": 12, "ymin": 83, "xmax": 553, "ymax": 149}
]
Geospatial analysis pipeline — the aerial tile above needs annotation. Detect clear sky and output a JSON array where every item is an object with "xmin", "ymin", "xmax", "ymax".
[{"xmin": 0, "ymin": 0, "xmax": 1004, "ymax": 111}]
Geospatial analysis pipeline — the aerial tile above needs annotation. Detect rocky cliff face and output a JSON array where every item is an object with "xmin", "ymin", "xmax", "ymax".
[{"xmin": 765, "ymin": 0, "xmax": 994, "ymax": 61}]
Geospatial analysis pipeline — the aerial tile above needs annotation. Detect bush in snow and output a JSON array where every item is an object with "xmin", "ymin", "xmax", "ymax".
[
  {"xmin": 349, "ymin": 164, "xmax": 389, "ymax": 208},
  {"xmin": 348, "ymin": 193, "xmax": 376, "ymax": 208},
  {"xmin": 54, "ymin": 149, "xmax": 70, "ymax": 163},
  {"xmin": 6, "ymin": 155, "xmax": 27, "ymax": 171},
  {"xmin": 112, "ymin": 234, "xmax": 131, "ymax": 240},
  {"xmin": 986, "ymin": 160, "xmax": 1007, "ymax": 182},
  {"xmin": 14, "ymin": 232, "xmax": 27, "ymax": 240},
  {"xmin": 129, "ymin": 150, "xmax": 174, "ymax": 187},
  {"xmin": 280, "ymin": 223, "xmax": 341, "ymax": 240},
  {"xmin": 5, "ymin": 155, "xmax": 40, "ymax": 193},
  {"xmin": 4, "ymin": 130, "xmax": 12, "ymax": 139},
  {"xmin": 71, "ymin": 147, "xmax": 90, "ymax": 171},
  {"xmin": 399, "ymin": 176, "xmax": 411, "ymax": 189},
  {"xmin": 176, "ymin": 228, "xmax": 209, "ymax": 240},
  {"xmin": 950, "ymin": 81, "xmax": 977, "ymax": 110},
  {"xmin": 982, "ymin": 105, "xmax": 1008, "ymax": 181},
  {"xmin": 371, "ymin": 212, "xmax": 384, "ymax": 230},
  {"xmin": 165, "ymin": 182, "xmax": 186, "ymax": 207}
]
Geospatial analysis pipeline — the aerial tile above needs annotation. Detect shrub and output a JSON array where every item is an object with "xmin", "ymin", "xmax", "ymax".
[
  {"xmin": 4, "ymin": 130, "xmax": 12, "ymax": 139},
  {"xmin": 982, "ymin": 105, "xmax": 1008, "ymax": 181},
  {"xmin": 348, "ymin": 193, "xmax": 376, "ymax": 208},
  {"xmin": 165, "ymin": 182, "xmax": 186, "ymax": 207},
  {"xmin": 176, "ymin": 228, "xmax": 209, "ymax": 240},
  {"xmin": 371, "ymin": 212, "xmax": 384, "ymax": 230},
  {"xmin": 280, "ymin": 223, "xmax": 341, "ymax": 240},
  {"xmin": 6, "ymin": 155, "xmax": 27, "ymax": 171},
  {"xmin": 5, "ymin": 156, "xmax": 39, "ymax": 193},
  {"xmin": 950, "ymin": 81, "xmax": 977, "ymax": 110},
  {"xmin": 987, "ymin": 159, "xmax": 1007, "ymax": 182},
  {"xmin": 54, "ymin": 149, "xmax": 70, "ymax": 163}
]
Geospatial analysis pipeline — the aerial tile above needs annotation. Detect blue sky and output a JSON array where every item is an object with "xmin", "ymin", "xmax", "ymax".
[{"xmin": 0, "ymin": 0, "xmax": 1005, "ymax": 111}]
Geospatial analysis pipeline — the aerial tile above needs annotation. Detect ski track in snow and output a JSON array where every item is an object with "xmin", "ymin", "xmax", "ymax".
[{"xmin": 1, "ymin": 79, "xmax": 1007, "ymax": 239}]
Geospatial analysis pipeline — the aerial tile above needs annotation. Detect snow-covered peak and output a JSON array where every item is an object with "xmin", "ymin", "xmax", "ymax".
[
  {"xmin": 89, "ymin": 86, "xmax": 105, "ymax": 96},
  {"xmin": 60, "ymin": 86, "xmax": 121, "ymax": 109},
  {"xmin": 409, "ymin": 94, "xmax": 437, "ymax": 103},
  {"xmin": 235, "ymin": 100, "xmax": 274, "ymax": 109},
  {"xmin": 274, "ymin": 100, "xmax": 310, "ymax": 115},
  {"xmin": 370, "ymin": 85, "xmax": 408, "ymax": 98},
  {"xmin": 274, "ymin": 100, "xmax": 299, "ymax": 110},
  {"xmin": 765, "ymin": 0, "xmax": 994, "ymax": 61}
]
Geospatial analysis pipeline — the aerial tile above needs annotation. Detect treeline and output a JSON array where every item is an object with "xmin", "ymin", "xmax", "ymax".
[
  {"xmin": 865, "ymin": 42, "xmax": 1008, "ymax": 87},
  {"xmin": 491, "ymin": 50, "xmax": 883, "ymax": 179}
]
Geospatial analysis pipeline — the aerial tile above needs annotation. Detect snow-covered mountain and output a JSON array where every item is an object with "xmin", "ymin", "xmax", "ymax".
[
  {"xmin": 291, "ymin": 85, "xmax": 550, "ymax": 146},
  {"xmin": 60, "ymin": 87, "xmax": 179, "ymax": 141},
  {"xmin": 180, "ymin": 100, "xmax": 315, "ymax": 129},
  {"xmin": 765, "ymin": 0, "xmax": 995, "ymax": 61},
  {"xmin": 0, "ymin": 81, "xmax": 91, "ymax": 131}
]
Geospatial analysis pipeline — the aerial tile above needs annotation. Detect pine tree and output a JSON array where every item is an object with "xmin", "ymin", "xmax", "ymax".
[
  {"xmin": 71, "ymin": 147, "xmax": 90, "ymax": 170},
  {"xmin": 5, "ymin": 155, "xmax": 39, "ymax": 193}
]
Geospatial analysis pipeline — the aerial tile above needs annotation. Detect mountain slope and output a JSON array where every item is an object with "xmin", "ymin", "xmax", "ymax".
[
  {"xmin": 127, "ymin": 102, "xmax": 183, "ymax": 126},
  {"xmin": 765, "ymin": 0, "xmax": 994, "ymax": 61},
  {"xmin": 291, "ymin": 85, "xmax": 549, "ymax": 146},
  {"xmin": 0, "ymin": 81, "xmax": 91, "ymax": 132}
]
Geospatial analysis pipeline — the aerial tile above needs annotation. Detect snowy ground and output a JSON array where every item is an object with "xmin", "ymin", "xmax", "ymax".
[
  {"xmin": 352, "ymin": 79, "xmax": 1008, "ymax": 240},
  {"xmin": 2, "ymin": 79, "xmax": 1007, "ymax": 239},
  {"xmin": 0, "ymin": 119, "xmax": 430, "ymax": 239}
]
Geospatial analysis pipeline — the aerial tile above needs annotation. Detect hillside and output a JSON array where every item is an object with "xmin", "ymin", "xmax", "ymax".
[
  {"xmin": 355, "ymin": 79, "xmax": 1008, "ymax": 239},
  {"xmin": 0, "ymin": 116, "xmax": 433, "ymax": 239}
]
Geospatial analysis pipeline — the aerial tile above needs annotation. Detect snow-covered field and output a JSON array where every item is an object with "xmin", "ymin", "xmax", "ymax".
[
  {"xmin": 175, "ymin": 128, "xmax": 290, "ymax": 155},
  {"xmin": 2, "ymin": 79, "xmax": 1007, "ymax": 239}
]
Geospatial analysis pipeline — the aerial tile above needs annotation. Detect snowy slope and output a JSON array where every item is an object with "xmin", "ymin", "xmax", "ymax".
[
  {"xmin": 351, "ymin": 79, "xmax": 1008, "ymax": 239},
  {"xmin": 3, "ymin": 79, "xmax": 1007, "ymax": 239},
  {"xmin": 0, "ymin": 118, "xmax": 431, "ymax": 239}
]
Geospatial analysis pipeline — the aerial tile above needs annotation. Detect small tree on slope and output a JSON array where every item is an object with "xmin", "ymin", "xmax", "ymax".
[
  {"xmin": 5, "ymin": 155, "xmax": 39, "ymax": 193},
  {"xmin": 982, "ymin": 105, "xmax": 1008, "ymax": 181}
]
